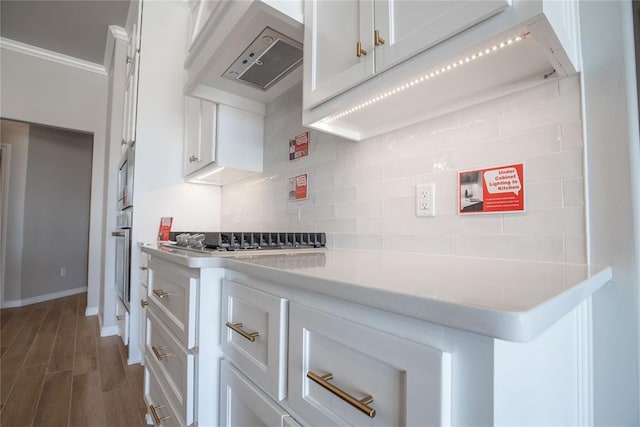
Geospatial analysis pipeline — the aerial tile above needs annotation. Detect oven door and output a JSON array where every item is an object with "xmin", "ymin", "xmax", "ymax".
[{"xmin": 112, "ymin": 228, "xmax": 131, "ymax": 310}]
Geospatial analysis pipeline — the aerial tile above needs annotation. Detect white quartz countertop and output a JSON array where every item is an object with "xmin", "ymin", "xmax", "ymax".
[{"xmin": 141, "ymin": 244, "xmax": 612, "ymax": 342}]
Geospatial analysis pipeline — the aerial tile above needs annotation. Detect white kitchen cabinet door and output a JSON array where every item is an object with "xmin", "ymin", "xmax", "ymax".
[
  {"xmin": 220, "ymin": 361, "xmax": 298, "ymax": 427},
  {"xmin": 183, "ymin": 97, "xmax": 217, "ymax": 176},
  {"xmin": 303, "ymin": 0, "xmax": 375, "ymax": 109},
  {"xmin": 288, "ymin": 302, "xmax": 451, "ymax": 426},
  {"xmin": 183, "ymin": 95, "xmax": 201, "ymax": 176},
  {"xmin": 373, "ymin": 0, "xmax": 509, "ymax": 73}
]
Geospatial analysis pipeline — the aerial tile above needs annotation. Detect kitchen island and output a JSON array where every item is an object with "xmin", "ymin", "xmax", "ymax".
[{"xmin": 140, "ymin": 243, "xmax": 611, "ymax": 426}]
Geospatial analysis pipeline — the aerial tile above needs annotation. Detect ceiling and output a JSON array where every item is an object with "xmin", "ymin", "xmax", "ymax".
[{"xmin": 1, "ymin": 0, "xmax": 130, "ymax": 65}]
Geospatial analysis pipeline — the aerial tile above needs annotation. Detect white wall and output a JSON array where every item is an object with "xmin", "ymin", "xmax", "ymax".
[
  {"xmin": 580, "ymin": 1, "xmax": 640, "ymax": 424},
  {"xmin": 0, "ymin": 120, "xmax": 29, "ymax": 303},
  {"xmin": 0, "ymin": 47, "xmax": 108, "ymax": 313},
  {"xmin": 222, "ymin": 76, "xmax": 585, "ymax": 264}
]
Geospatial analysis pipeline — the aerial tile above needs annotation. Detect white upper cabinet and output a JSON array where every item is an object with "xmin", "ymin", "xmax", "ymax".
[
  {"xmin": 303, "ymin": 0, "xmax": 508, "ymax": 110},
  {"xmin": 183, "ymin": 96, "xmax": 264, "ymax": 185},
  {"xmin": 373, "ymin": 0, "xmax": 509, "ymax": 72},
  {"xmin": 303, "ymin": 0, "xmax": 581, "ymax": 141},
  {"xmin": 303, "ymin": 0, "xmax": 375, "ymax": 109}
]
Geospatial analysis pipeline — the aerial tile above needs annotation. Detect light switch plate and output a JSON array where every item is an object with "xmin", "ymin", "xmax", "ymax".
[{"xmin": 416, "ymin": 183, "xmax": 436, "ymax": 217}]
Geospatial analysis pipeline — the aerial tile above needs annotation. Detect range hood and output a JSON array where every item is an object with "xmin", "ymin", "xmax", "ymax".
[{"xmin": 185, "ymin": 1, "xmax": 303, "ymax": 116}]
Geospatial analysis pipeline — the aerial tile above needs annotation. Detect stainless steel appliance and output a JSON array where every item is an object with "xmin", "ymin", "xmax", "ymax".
[
  {"xmin": 113, "ymin": 210, "xmax": 132, "ymax": 310},
  {"xmin": 117, "ymin": 143, "xmax": 135, "ymax": 210}
]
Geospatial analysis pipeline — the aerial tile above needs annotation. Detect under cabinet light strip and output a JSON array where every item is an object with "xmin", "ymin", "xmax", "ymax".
[{"xmin": 323, "ymin": 33, "xmax": 529, "ymax": 123}]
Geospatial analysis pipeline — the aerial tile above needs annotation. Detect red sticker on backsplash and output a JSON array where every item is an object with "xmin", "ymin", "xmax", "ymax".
[
  {"xmin": 289, "ymin": 131, "xmax": 309, "ymax": 161},
  {"xmin": 289, "ymin": 173, "xmax": 308, "ymax": 201},
  {"xmin": 458, "ymin": 163, "xmax": 525, "ymax": 214}
]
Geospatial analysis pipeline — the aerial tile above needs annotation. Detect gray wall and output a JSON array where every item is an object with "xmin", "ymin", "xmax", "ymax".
[{"xmin": 21, "ymin": 124, "xmax": 93, "ymax": 299}]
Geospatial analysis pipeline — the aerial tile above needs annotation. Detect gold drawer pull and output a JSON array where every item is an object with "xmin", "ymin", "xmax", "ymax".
[
  {"xmin": 225, "ymin": 322, "xmax": 259, "ymax": 342},
  {"xmin": 116, "ymin": 315, "xmax": 125, "ymax": 321},
  {"xmin": 153, "ymin": 289, "xmax": 170, "ymax": 299},
  {"xmin": 374, "ymin": 30, "xmax": 385, "ymax": 46},
  {"xmin": 140, "ymin": 266, "xmax": 149, "ymax": 271},
  {"xmin": 307, "ymin": 371, "xmax": 376, "ymax": 418},
  {"xmin": 189, "ymin": 155, "xmax": 199, "ymax": 163},
  {"xmin": 149, "ymin": 404, "xmax": 170, "ymax": 424},
  {"xmin": 151, "ymin": 345, "xmax": 174, "ymax": 361},
  {"xmin": 356, "ymin": 41, "xmax": 367, "ymax": 57},
  {"xmin": 141, "ymin": 299, "xmax": 148, "ymax": 308}
]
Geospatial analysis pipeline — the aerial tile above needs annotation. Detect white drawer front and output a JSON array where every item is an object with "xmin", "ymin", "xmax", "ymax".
[
  {"xmin": 288, "ymin": 303, "xmax": 451, "ymax": 426},
  {"xmin": 220, "ymin": 360, "xmax": 295, "ymax": 427},
  {"xmin": 148, "ymin": 259, "xmax": 198, "ymax": 348},
  {"xmin": 146, "ymin": 309, "xmax": 195, "ymax": 425},
  {"xmin": 144, "ymin": 357, "xmax": 185, "ymax": 427},
  {"xmin": 221, "ymin": 279, "xmax": 287, "ymax": 401}
]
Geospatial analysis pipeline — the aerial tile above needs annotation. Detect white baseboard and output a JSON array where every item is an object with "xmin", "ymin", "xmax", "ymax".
[
  {"xmin": 85, "ymin": 306, "xmax": 99, "ymax": 316},
  {"xmin": 100, "ymin": 325, "xmax": 119, "ymax": 337},
  {"xmin": 2, "ymin": 286, "xmax": 87, "ymax": 308}
]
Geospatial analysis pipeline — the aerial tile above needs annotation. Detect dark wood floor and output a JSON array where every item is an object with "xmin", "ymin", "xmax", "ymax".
[{"xmin": 0, "ymin": 293, "xmax": 147, "ymax": 427}]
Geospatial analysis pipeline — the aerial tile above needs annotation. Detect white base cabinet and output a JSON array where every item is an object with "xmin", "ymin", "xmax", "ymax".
[{"xmin": 141, "ymin": 249, "xmax": 593, "ymax": 426}]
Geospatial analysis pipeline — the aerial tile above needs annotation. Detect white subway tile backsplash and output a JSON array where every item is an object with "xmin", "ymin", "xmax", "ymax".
[
  {"xmin": 383, "ymin": 154, "xmax": 435, "ymax": 180},
  {"xmin": 384, "ymin": 234, "xmax": 455, "ymax": 255},
  {"xmin": 560, "ymin": 122, "xmax": 584, "ymax": 151},
  {"xmin": 526, "ymin": 181, "xmax": 564, "ymax": 209},
  {"xmin": 500, "ymin": 92, "xmax": 582, "ymax": 136},
  {"xmin": 562, "ymin": 177, "xmax": 585, "ymax": 207},
  {"xmin": 454, "ymin": 79, "xmax": 559, "ymax": 125},
  {"xmin": 335, "ymin": 200, "xmax": 384, "ymax": 219},
  {"xmin": 334, "ymin": 234, "xmax": 384, "ymax": 250},
  {"xmin": 222, "ymin": 79, "xmax": 586, "ymax": 263},
  {"xmin": 502, "ymin": 206, "xmax": 585, "ymax": 236},
  {"xmin": 526, "ymin": 149, "xmax": 583, "ymax": 182},
  {"xmin": 456, "ymin": 235, "xmax": 565, "ymax": 262},
  {"xmin": 565, "ymin": 235, "xmax": 587, "ymax": 264}
]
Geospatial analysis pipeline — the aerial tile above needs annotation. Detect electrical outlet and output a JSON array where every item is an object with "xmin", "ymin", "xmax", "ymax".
[
  {"xmin": 416, "ymin": 183, "xmax": 436, "ymax": 217},
  {"xmin": 60, "ymin": 267, "xmax": 67, "ymax": 277}
]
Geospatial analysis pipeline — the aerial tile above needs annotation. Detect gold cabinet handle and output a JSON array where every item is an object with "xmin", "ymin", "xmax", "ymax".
[
  {"xmin": 307, "ymin": 371, "xmax": 376, "ymax": 418},
  {"xmin": 225, "ymin": 322, "xmax": 259, "ymax": 342},
  {"xmin": 116, "ymin": 315, "xmax": 125, "ymax": 321},
  {"xmin": 140, "ymin": 299, "xmax": 148, "ymax": 308},
  {"xmin": 140, "ymin": 266, "xmax": 149, "ymax": 271},
  {"xmin": 149, "ymin": 404, "xmax": 170, "ymax": 424},
  {"xmin": 153, "ymin": 289, "xmax": 170, "ymax": 299},
  {"xmin": 189, "ymin": 155, "xmax": 199, "ymax": 163},
  {"xmin": 356, "ymin": 42, "xmax": 367, "ymax": 57},
  {"xmin": 151, "ymin": 345, "xmax": 174, "ymax": 361},
  {"xmin": 374, "ymin": 30, "xmax": 385, "ymax": 46}
]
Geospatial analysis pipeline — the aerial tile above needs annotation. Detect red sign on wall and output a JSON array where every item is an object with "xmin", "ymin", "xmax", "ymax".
[
  {"xmin": 289, "ymin": 173, "xmax": 308, "ymax": 201},
  {"xmin": 458, "ymin": 164, "xmax": 525, "ymax": 214},
  {"xmin": 289, "ymin": 131, "xmax": 309, "ymax": 161}
]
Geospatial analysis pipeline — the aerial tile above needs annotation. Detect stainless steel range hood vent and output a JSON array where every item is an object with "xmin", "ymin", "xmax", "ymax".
[{"xmin": 223, "ymin": 27, "xmax": 303, "ymax": 91}]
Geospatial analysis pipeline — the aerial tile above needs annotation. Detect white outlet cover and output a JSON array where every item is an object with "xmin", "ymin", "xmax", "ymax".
[{"xmin": 416, "ymin": 183, "xmax": 436, "ymax": 217}]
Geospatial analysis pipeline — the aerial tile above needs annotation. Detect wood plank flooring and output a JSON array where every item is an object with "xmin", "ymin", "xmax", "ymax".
[{"xmin": 0, "ymin": 293, "xmax": 147, "ymax": 426}]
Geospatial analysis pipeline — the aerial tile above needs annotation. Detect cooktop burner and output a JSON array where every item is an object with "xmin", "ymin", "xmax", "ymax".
[{"xmin": 167, "ymin": 231, "xmax": 326, "ymax": 251}]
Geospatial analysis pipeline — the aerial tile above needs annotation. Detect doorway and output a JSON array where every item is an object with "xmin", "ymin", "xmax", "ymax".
[{"xmin": 0, "ymin": 143, "xmax": 11, "ymax": 306}]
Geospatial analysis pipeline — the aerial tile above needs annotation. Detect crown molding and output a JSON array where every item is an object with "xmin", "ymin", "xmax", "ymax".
[{"xmin": 0, "ymin": 37, "xmax": 107, "ymax": 76}]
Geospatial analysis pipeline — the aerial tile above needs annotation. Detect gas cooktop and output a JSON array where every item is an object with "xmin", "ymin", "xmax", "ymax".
[{"xmin": 166, "ymin": 231, "xmax": 326, "ymax": 252}]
